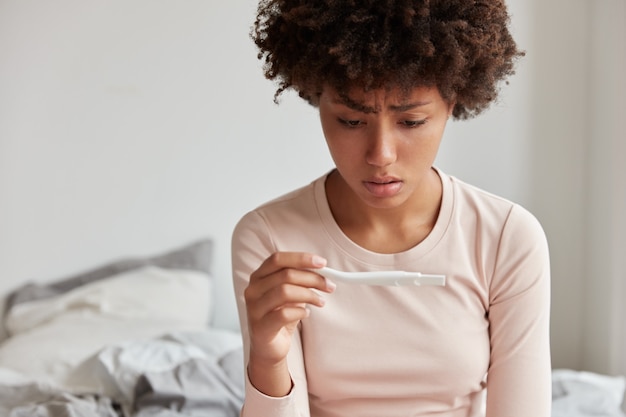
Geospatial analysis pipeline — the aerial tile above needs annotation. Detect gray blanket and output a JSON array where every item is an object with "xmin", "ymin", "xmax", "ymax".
[{"xmin": 0, "ymin": 331, "xmax": 244, "ymax": 417}]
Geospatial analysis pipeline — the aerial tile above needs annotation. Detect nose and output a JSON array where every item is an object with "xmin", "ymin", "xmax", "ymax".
[{"xmin": 365, "ymin": 123, "xmax": 397, "ymax": 167}]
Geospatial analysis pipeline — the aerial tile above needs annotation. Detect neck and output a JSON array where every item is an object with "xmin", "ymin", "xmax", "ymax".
[{"xmin": 325, "ymin": 169, "xmax": 442, "ymax": 253}]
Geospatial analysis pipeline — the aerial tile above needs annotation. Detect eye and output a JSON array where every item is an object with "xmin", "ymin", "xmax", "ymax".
[
  {"xmin": 401, "ymin": 119, "xmax": 427, "ymax": 128},
  {"xmin": 338, "ymin": 118, "xmax": 364, "ymax": 128}
]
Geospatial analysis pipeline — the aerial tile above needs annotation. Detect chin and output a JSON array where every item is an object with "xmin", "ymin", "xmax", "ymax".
[{"xmin": 362, "ymin": 195, "xmax": 407, "ymax": 210}]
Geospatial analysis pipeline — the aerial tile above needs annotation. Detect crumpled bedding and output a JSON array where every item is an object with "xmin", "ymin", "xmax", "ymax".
[
  {"xmin": 552, "ymin": 369, "xmax": 626, "ymax": 417},
  {"xmin": 0, "ymin": 265, "xmax": 244, "ymax": 416},
  {"xmin": 0, "ymin": 330, "xmax": 244, "ymax": 417}
]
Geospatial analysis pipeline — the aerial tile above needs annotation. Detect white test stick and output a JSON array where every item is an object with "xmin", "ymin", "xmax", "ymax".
[{"xmin": 310, "ymin": 267, "xmax": 446, "ymax": 287}]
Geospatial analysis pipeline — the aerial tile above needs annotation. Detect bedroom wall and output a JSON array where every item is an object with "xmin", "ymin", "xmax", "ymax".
[
  {"xmin": 0, "ymin": 0, "xmax": 333, "ymax": 333},
  {"xmin": 1, "ymin": 0, "xmax": 623, "ymax": 380},
  {"xmin": 582, "ymin": 1, "xmax": 626, "ymax": 379},
  {"xmin": 526, "ymin": 0, "xmax": 589, "ymax": 371}
]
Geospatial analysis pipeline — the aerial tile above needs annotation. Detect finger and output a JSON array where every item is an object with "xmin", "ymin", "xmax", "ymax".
[
  {"xmin": 247, "ymin": 253, "xmax": 334, "ymax": 301},
  {"xmin": 250, "ymin": 268, "xmax": 335, "ymax": 304},
  {"xmin": 252, "ymin": 305, "xmax": 311, "ymax": 336},
  {"xmin": 247, "ymin": 283, "xmax": 326, "ymax": 322}
]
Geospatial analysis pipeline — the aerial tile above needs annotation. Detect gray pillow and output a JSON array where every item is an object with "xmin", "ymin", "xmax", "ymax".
[{"xmin": 4, "ymin": 239, "xmax": 213, "ymax": 314}]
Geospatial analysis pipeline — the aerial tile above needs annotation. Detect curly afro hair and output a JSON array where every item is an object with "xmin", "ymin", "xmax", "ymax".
[{"xmin": 252, "ymin": 0, "xmax": 524, "ymax": 119}]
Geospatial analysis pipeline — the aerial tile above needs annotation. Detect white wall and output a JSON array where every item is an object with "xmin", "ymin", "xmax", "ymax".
[
  {"xmin": 0, "ymin": 0, "xmax": 332, "ymax": 331},
  {"xmin": 523, "ymin": 0, "xmax": 626, "ymax": 376},
  {"xmin": 1, "ymin": 0, "xmax": 624, "ymax": 379},
  {"xmin": 582, "ymin": 0, "xmax": 626, "ymax": 377},
  {"xmin": 525, "ymin": 0, "xmax": 590, "ymax": 371}
]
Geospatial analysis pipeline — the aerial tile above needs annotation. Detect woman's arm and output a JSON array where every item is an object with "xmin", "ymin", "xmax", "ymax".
[
  {"xmin": 232, "ymin": 210, "xmax": 334, "ymax": 417},
  {"xmin": 485, "ymin": 205, "xmax": 552, "ymax": 417}
]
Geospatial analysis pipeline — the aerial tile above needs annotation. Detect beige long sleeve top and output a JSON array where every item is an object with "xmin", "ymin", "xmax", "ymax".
[{"xmin": 232, "ymin": 169, "xmax": 551, "ymax": 417}]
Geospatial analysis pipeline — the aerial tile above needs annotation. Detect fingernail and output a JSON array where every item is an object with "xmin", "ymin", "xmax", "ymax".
[
  {"xmin": 312, "ymin": 255, "xmax": 327, "ymax": 267},
  {"xmin": 326, "ymin": 279, "xmax": 337, "ymax": 292},
  {"xmin": 318, "ymin": 296, "xmax": 326, "ymax": 306}
]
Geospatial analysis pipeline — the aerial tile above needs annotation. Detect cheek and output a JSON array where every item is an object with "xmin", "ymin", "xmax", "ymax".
[
  {"xmin": 321, "ymin": 125, "xmax": 364, "ymax": 165},
  {"xmin": 396, "ymin": 131, "xmax": 444, "ymax": 164},
  {"xmin": 325, "ymin": 138, "xmax": 361, "ymax": 167}
]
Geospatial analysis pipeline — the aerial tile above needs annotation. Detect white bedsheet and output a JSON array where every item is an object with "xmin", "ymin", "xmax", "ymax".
[
  {"xmin": 0, "ymin": 329, "xmax": 244, "ymax": 417},
  {"xmin": 0, "ymin": 265, "xmax": 243, "ymax": 416},
  {"xmin": 552, "ymin": 369, "xmax": 626, "ymax": 417},
  {"xmin": 0, "ymin": 266, "xmax": 212, "ymax": 384}
]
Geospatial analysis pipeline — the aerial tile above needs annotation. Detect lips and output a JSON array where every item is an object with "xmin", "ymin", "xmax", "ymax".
[{"xmin": 363, "ymin": 177, "xmax": 403, "ymax": 198}]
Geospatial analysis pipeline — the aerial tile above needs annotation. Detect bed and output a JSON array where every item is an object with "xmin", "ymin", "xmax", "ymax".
[
  {"xmin": 0, "ymin": 240, "xmax": 624, "ymax": 416},
  {"xmin": 552, "ymin": 369, "xmax": 625, "ymax": 417},
  {"xmin": 0, "ymin": 239, "xmax": 244, "ymax": 417}
]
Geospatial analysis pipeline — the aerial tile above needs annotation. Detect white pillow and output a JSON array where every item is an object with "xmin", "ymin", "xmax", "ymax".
[
  {"xmin": 6, "ymin": 266, "xmax": 212, "ymax": 335},
  {"xmin": 0, "ymin": 266, "xmax": 212, "ymax": 384},
  {"xmin": 0, "ymin": 313, "xmax": 207, "ymax": 385}
]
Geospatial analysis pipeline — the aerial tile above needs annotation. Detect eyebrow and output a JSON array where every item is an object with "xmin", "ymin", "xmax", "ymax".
[
  {"xmin": 333, "ymin": 96, "xmax": 432, "ymax": 114},
  {"xmin": 389, "ymin": 102, "xmax": 432, "ymax": 112}
]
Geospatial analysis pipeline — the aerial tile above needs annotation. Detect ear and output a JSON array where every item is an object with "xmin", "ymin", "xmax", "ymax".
[{"xmin": 447, "ymin": 102, "xmax": 456, "ymax": 118}]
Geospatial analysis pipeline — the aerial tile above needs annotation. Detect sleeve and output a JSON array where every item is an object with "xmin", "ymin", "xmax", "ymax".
[
  {"xmin": 231, "ymin": 210, "xmax": 311, "ymax": 417},
  {"xmin": 485, "ymin": 204, "xmax": 552, "ymax": 417}
]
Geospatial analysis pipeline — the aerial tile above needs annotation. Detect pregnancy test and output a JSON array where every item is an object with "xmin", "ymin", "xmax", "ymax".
[{"xmin": 310, "ymin": 267, "xmax": 446, "ymax": 287}]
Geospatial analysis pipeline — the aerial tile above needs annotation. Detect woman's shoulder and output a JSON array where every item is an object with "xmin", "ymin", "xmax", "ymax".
[
  {"xmin": 234, "ymin": 174, "xmax": 327, "ymax": 232},
  {"xmin": 440, "ymin": 170, "xmax": 546, "ymax": 238},
  {"xmin": 256, "ymin": 174, "xmax": 326, "ymax": 214},
  {"xmin": 447, "ymin": 173, "xmax": 514, "ymax": 209}
]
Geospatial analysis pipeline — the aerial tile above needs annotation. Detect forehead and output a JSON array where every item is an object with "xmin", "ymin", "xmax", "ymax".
[{"xmin": 323, "ymin": 85, "xmax": 443, "ymax": 113}]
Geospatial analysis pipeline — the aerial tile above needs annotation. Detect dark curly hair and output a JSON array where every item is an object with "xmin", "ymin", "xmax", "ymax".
[{"xmin": 252, "ymin": 0, "xmax": 524, "ymax": 119}]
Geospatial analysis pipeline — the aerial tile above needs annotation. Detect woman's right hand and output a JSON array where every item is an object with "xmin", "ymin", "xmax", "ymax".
[{"xmin": 243, "ymin": 252, "xmax": 336, "ymax": 396}]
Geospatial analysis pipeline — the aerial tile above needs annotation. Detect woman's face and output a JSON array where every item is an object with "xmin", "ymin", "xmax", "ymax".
[{"xmin": 319, "ymin": 85, "xmax": 453, "ymax": 211}]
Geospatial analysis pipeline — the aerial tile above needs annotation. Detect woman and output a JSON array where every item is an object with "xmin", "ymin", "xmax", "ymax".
[{"xmin": 232, "ymin": 1, "xmax": 551, "ymax": 416}]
